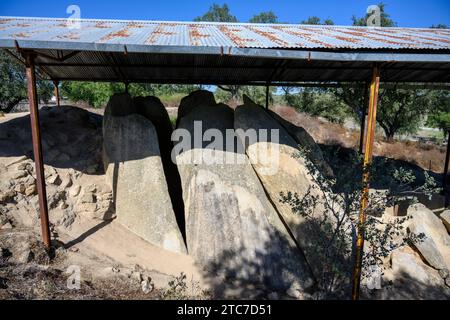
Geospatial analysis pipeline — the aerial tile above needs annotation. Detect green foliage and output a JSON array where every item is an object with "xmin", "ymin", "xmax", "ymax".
[
  {"xmin": 351, "ymin": 2, "xmax": 396, "ymax": 27},
  {"xmin": 431, "ymin": 24, "xmax": 448, "ymax": 29},
  {"xmin": 425, "ymin": 91, "xmax": 450, "ymax": 131},
  {"xmin": 249, "ymin": 11, "xmax": 278, "ymax": 23},
  {"xmin": 430, "ymin": 112, "xmax": 450, "ymax": 131},
  {"xmin": 194, "ymin": 3, "xmax": 237, "ymax": 22},
  {"xmin": 161, "ymin": 272, "xmax": 209, "ymax": 300},
  {"xmin": 376, "ymin": 88, "xmax": 434, "ymax": 140},
  {"xmin": 215, "ymin": 85, "xmax": 275, "ymax": 106},
  {"xmin": 61, "ymin": 82, "xmax": 200, "ymax": 108},
  {"xmin": 61, "ymin": 82, "xmax": 119, "ymax": 108},
  {"xmin": 282, "ymin": 87, "xmax": 347, "ymax": 123},
  {"xmin": 301, "ymin": 16, "xmax": 334, "ymax": 25},
  {"xmin": 279, "ymin": 145, "xmax": 432, "ymax": 297},
  {"xmin": 0, "ymin": 51, "xmax": 53, "ymax": 113}
]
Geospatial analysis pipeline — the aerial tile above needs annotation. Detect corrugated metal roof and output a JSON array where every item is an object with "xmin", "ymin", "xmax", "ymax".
[
  {"xmin": 1, "ymin": 16, "xmax": 449, "ymax": 51},
  {"xmin": 1, "ymin": 16, "xmax": 449, "ymax": 84}
]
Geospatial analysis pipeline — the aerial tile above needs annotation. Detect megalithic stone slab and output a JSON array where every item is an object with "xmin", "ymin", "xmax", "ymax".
[
  {"xmin": 177, "ymin": 90, "xmax": 216, "ymax": 125},
  {"xmin": 234, "ymin": 97, "xmax": 346, "ymax": 280},
  {"xmin": 264, "ymin": 105, "xmax": 334, "ymax": 179},
  {"xmin": 175, "ymin": 103, "xmax": 314, "ymax": 296},
  {"xmin": 134, "ymin": 96, "xmax": 186, "ymax": 236},
  {"xmin": 103, "ymin": 94, "xmax": 186, "ymax": 254}
]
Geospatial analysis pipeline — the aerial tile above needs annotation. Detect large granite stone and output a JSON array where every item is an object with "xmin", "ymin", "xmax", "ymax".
[
  {"xmin": 175, "ymin": 103, "xmax": 315, "ymax": 296},
  {"xmin": 103, "ymin": 95, "xmax": 186, "ymax": 254},
  {"xmin": 234, "ymin": 97, "xmax": 346, "ymax": 280}
]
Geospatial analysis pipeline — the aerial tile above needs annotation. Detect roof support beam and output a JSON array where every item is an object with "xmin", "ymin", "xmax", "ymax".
[
  {"xmin": 443, "ymin": 130, "xmax": 450, "ymax": 206},
  {"xmin": 24, "ymin": 52, "xmax": 51, "ymax": 250},
  {"xmin": 352, "ymin": 64, "xmax": 381, "ymax": 300},
  {"xmin": 358, "ymin": 82, "xmax": 370, "ymax": 154}
]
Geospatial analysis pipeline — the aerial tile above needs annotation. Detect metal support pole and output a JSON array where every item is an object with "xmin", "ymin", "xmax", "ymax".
[
  {"xmin": 358, "ymin": 83, "xmax": 369, "ymax": 154},
  {"xmin": 25, "ymin": 53, "xmax": 51, "ymax": 249},
  {"xmin": 53, "ymin": 80, "xmax": 60, "ymax": 107},
  {"xmin": 265, "ymin": 85, "xmax": 269, "ymax": 109},
  {"xmin": 352, "ymin": 65, "xmax": 380, "ymax": 300},
  {"xmin": 443, "ymin": 130, "xmax": 450, "ymax": 207}
]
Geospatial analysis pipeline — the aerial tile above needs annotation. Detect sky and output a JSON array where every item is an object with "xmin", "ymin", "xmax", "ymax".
[{"xmin": 0, "ymin": 0, "xmax": 449, "ymax": 28}]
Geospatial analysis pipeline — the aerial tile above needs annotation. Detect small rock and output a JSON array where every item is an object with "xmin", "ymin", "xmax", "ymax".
[
  {"xmin": 69, "ymin": 185, "xmax": 81, "ymax": 197},
  {"xmin": 407, "ymin": 204, "xmax": 450, "ymax": 271},
  {"xmin": 81, "ymin": 192, "xmax": 95, "ymax": 204},
  {"xmin": 69, "ymin": 247, "xmax": 79, "ymax": 252},
  {"xmin": 141, "ymin": 277, "xmax": 154, "ymax": 294},
  {"xmin": 14, "ymin": 183, "xmax": 26, "ymax": 194},
  {"xmin": 16, "ymin": 162, "xmax": 30, "ymax": 170},
  {"xmin": 286, "ymin": 286, "xmax": 303, "ymax": 299},
  {"xmin": 100, "ymin": 191, "xmax": 113, "ymax": 201},
  {"xmin": 112, "ymin": 267, "xmax": 120, "ymax": 273},
  {"xmin": 22, "ymin": 175, "xmax": 36, "ymax": 187},
  {"xmin": 365, "ymin": 265, "xmax": 382, "ymax": 290},
  {"xmin": 24, "ymin": 184, "xmax": 37, "ymax": 196},
  {"xmin": 12, "ymin": 170, "xmax": 28, "ymax": 179},
  {"xmin": 60, "ymin": 176, "xmax": 73, "ymax": 190},
  {"xmin": 85, "ymin": 184, "xmax": 97, "ymax": 193},
  {"xmin": 47, "ymin": 174, "xmax": 62, "ymax": 186},
  {"xmin": 1, "ymin": 222, "xmax": 13, "ymax": 230},
  {"xmin": 59, "ymin": 201, "xmax": 69, "ymax": 209}
]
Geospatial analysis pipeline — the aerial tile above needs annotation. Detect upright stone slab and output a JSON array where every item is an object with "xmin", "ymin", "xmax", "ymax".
[
  {"xmin": 234, "ymin": 98, "xmax": 345, "ymax": 279},
  {"xmin": 175, "ymin": 103, "xmax": 314, "ymax": 296},
  {"xmin": 264, "ymin": 103, "xmax": 334, "ymax": 179},
  {"xmin": 103, "ymin": 94, "xmax": 186, "ymax": 254},
  {"xmin": 407, "ymin": 203, "xmax": 450, "ymax": 271},
  {"xmin": 134, "ymin": 96, "xmax": 185, "ymax": 235},
  {"xmin": 177, "ymin": 90, "xmax": 216, "ymax": 125}
]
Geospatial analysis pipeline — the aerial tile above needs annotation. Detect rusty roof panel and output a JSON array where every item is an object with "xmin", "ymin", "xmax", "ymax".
[{"xmin": 0, "ymin": 16, "xmax": 449, "ymax": 51}]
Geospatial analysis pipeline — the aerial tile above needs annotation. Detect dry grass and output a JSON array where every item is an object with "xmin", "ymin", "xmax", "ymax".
[{"xmin": 273, "ymin": 105, "xmax": 446, "ymax": 173}]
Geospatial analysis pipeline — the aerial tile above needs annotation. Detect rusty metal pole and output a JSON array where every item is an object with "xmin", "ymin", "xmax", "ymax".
[
  {"xmin": 53, "ymin": 80, "xmax": 60, "ymax": 107},
  {"xmin": 352, "ymin": 65, "xmax": 380, "ymax": 300},
  {"xmin": 358, "ymin": 82, "xmax": 369, "ymax": 154},
  {"xmin": 443, "ymin": 130, "xmax": 450, "ymax": 206},
  {"xmin": 25, "ymin": 53, "xmax": 51, "ymax": 249}
]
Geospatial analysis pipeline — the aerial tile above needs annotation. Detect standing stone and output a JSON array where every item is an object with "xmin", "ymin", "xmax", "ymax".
[
  {"xmin": 266, "ymin": 106, "xmax": 334, "ymax": 179},
  {"xmin": 176, "ymin": 90, "xmax": 216, "ymax": 125},
  {"xmin": 103, "ymin": 95, "xmax": 186, "ymax": 254},
  {"xmin": 440, "ymin": 210, "xmax": 450, "ymax": 232},
  {"xmin": 378, "ymin": 246, "xmax": 450, "ymax": 299},
  {"xmin": 234, "ymin": 97, "xmax": 347, "ymax": 280},
  {"xmin": 134, "ymin": 96, "xmax": 185, "ymax": 236},
  {"xmin": 175, "ymin": 103, "xmax": 314, "ymax": 296},
  {"xmin": 407, "ymin": 203, "xmax": 450, "ymax": 271}
]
